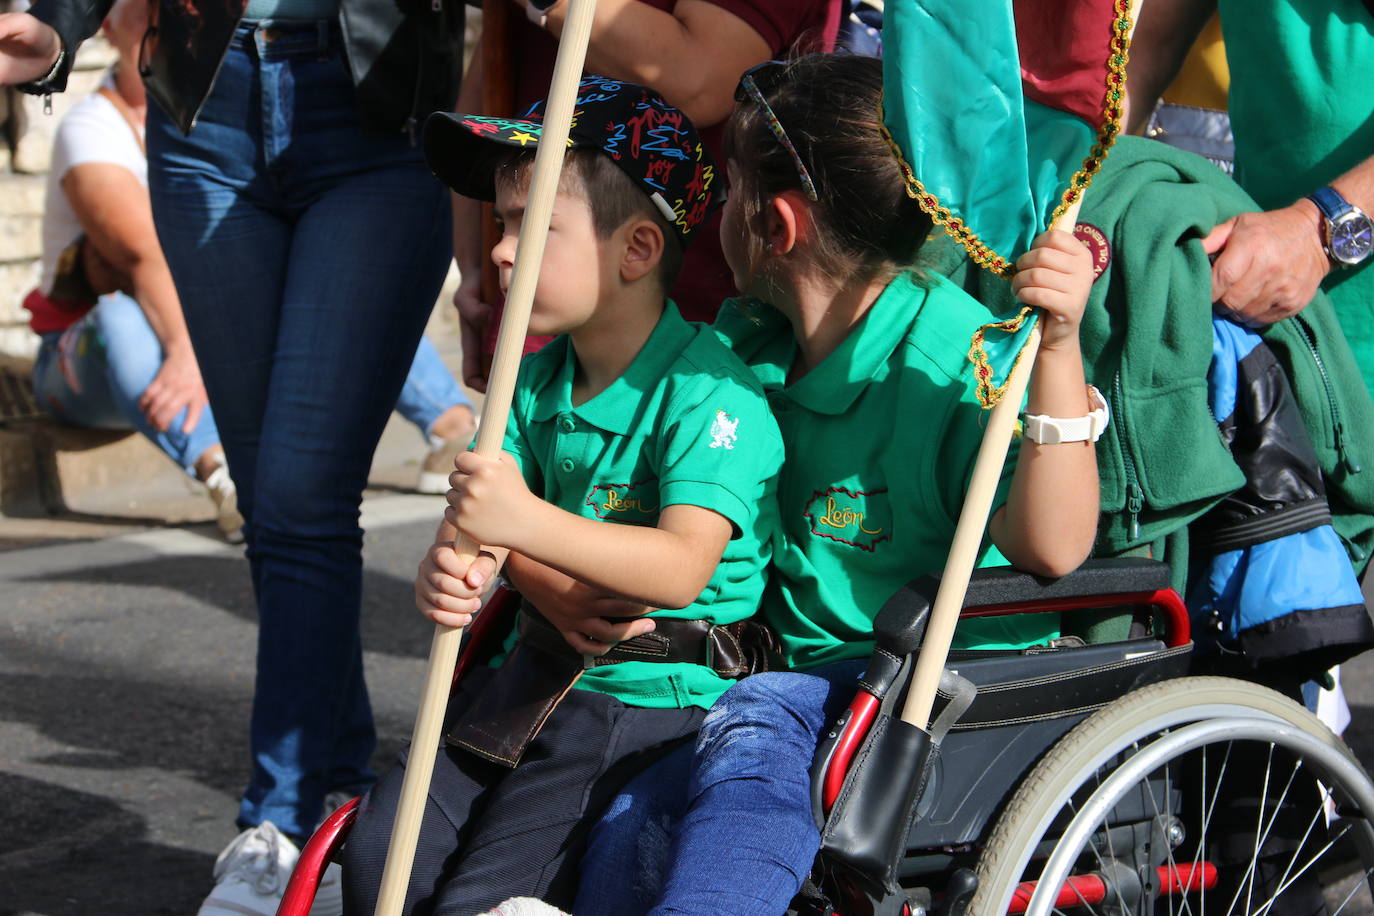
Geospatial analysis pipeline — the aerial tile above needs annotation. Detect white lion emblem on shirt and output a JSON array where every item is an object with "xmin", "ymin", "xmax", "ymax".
[{"xmin": 709, "ymin": 410, "xmax": 739, "ymax": 450}]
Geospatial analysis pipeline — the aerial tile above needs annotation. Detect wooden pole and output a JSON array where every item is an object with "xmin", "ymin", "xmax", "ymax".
[
  {"xmin": 899, "ymin": 0, "xmax": 1143, "ymax": 731},
  {"xmin": 371, "ymin": 2, "xmax": 598, "ymax": 911}
]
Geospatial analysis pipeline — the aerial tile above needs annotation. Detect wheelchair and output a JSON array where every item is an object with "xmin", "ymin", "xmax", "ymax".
[{"xmin": 276, "ymin": 558, "xmax": 1374, "ymax": 916}]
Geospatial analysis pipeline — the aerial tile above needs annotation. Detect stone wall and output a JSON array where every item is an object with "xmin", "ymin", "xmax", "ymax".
[{"xmin": 0, "ymin": 0, "xmax": 115, "ymax": 371}]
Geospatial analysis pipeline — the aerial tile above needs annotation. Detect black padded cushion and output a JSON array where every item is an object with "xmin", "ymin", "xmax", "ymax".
[{"xmin": 873, "ymin": 557, "xmax": 1170, "ymax": 658}]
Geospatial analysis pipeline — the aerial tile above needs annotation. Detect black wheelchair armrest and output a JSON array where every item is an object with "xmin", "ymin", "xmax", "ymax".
[{"xmin": 873, "ymin": 557, "xmax": 1171, "ymax": 659}]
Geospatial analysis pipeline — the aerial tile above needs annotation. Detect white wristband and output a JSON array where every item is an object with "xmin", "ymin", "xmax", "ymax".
[
  {"xmin": 1022, "ymin": 385, "xmax": 1110, "ymax": 444},
  {"xmin": 526, "ymin": 0, "xmax": 565, "ymax": 27}
]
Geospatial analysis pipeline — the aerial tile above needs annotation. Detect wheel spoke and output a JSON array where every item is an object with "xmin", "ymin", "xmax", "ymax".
[
  {"xmin": 1065, "ymin": 796, "xmax": 1117, "ymax": 914},
  {"xmin": 975, "ymin": 679, "xmax": 1374, "ymax": 916},
  {"xmin": 1225, "ymin": 744, "xmax": 1277, "ymax": 916},
  {"xmin": 1328, "ymin": 865, "xmax": 1374, "ymax": 915},
  {"xmin": 1250, "ymin": 821, "xmax": 1354, "ymax": 911},
  {"xmin": 1250, "ymin": 776, "xmax": 1329, "ymax": 916}
]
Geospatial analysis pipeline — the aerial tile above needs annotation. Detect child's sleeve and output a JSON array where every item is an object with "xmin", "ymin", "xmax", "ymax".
[
  {"xmin": 657, "ymin": 380, "xmax": 783, "ymax": 538},
  {"xmin": 499, "ymin": 357, "xmax": 543, "ymax": 493}
]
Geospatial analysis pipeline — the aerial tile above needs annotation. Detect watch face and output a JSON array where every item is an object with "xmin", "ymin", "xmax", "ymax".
[{"xmin": 1332, "ymin": 213, "xmax": 1374, "ymax": 264}]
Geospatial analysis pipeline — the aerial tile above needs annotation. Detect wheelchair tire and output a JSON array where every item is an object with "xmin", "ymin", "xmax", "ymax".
[{"xmin": 967, "ymin": 676, "xmax": 1374, "ymax": 915}]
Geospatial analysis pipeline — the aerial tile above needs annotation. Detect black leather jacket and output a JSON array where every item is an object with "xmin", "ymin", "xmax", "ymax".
[{"xmin": 27, "ymin": 0, "xmax": 465, "ymax": 136}]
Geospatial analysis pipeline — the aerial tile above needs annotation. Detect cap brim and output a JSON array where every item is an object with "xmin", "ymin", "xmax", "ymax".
[{"xmin": 423, "ymin": 111, "xmax": 544, "ymax": 201}]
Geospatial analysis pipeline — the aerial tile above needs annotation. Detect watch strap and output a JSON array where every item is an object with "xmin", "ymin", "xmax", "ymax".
[{"xmin": 1308, "ymin": 186, "xmax": 1353, "ymax": 222}]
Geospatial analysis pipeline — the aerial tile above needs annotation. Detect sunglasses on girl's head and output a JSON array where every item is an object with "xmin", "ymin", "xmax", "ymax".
[{"xmin": 734, "ymin": 61, "xmax": 819, "ymax": 202}]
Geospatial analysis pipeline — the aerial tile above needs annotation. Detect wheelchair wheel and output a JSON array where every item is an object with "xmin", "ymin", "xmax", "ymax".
[{"xmin": 969, "ymin": 676, "xmax": 1374, "ymax": 915}]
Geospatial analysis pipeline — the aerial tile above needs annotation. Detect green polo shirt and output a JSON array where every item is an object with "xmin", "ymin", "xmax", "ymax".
[
  {"xmin": 501, "ymin": 302, "xmax": 783, "ymax": 709},
  {"xmin": 714, "ymin": 272, "xmax": 1059, "ymax": 672}
]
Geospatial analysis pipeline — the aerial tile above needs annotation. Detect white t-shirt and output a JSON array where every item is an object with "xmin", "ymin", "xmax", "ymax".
[{"xmin": 39, "ymin": 72, "xmax": 147, "ymax": 295}]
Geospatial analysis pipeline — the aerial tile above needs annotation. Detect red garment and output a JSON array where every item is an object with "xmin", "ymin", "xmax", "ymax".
[
  {"xmin": 504, "ymin": 0, "xmax": 841, "ymax": 325},
  {"xmin": 1015, "ymin": 0, "xmax": 1124, "ymax": 125},
  {"xmin": 23, "ymin": 287, "xmax": 94, "ymax": 335}
]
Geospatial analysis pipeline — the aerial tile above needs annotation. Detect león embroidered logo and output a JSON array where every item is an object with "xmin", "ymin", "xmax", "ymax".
[
  {"xmin": 804, "ymin": 486, "xmax": 891, "ymax": 552},
  {"xmin": 585, "ymin": 480, "xmax": 659, "ymax": 521}
]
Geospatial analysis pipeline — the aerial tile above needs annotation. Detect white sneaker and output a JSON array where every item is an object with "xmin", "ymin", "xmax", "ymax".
[
  {"xmin": 478, "ymin": 900, "xmax": 572, "ymax": 916},
  {"xmin": 197, "ymin": 821, "xmax": 342, "ymax": 916},
  {"xmin": 416, "ymin": 417, "xmax": 478, "ymax": 495},
  {"xmin": 202, "ymin": 456, "xmax": 245, "ymax": 544}
]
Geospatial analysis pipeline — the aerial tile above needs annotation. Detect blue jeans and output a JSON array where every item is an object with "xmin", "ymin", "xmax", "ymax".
[
  {"xmin": 146, "ymin": 20, "xmax": 451, "ymax": 839},
  {"xmin": 397, "ymin": 335, "xmax": 472, "ymax": 440},
  {"xmin": 32, "ymin": 292, "xmax": 222, "ymax": 471},
  {"xmin": 577, "ymin": 661, "xmax": 867, "ymax": 916}
]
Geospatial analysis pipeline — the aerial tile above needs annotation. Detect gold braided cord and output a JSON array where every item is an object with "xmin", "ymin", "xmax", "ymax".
[
  {"xmin": 1046, "ymin": 0, "xmax": 1135, "ymax": 227},
  {"xmin": 969, "ymin": 306, "xmax": 1035, "ymax": 409},
  {"xmin": 878, "ymin": 104, "xmax": 1015, "ymax": 276}
]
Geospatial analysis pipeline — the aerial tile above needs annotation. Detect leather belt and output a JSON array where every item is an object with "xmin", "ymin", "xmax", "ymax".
[
  {"xmin": 517, "ymin": 604, "xmax": 751, "ymax": 677},
  {"xmin": 448, "ymin": 603, "xmax": 780, "ymax": 767}
]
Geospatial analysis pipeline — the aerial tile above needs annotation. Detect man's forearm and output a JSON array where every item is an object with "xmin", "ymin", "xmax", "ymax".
[
  {"xmin": 1328, "ymin": 156, "xmax": 1374, "ymax": 219},
  {"xmin": 532, "ymin": 0, "xmax": 768, "ymax": 128},
  {"xmin": 1123, "ymin": 0, "xmax": 1216, "ymax": 134}
]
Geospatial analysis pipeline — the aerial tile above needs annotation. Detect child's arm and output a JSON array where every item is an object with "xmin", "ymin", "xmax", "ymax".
[
  {"xmin": 989, "ymin": 229, "xmax": 1101, "ymax": 578},
  {"xmin": 449, "ymin": 450, "xmax": 732, "ymax": 610},
  {"xmin": 414, "ymin": 515, "xmax": 508, "ymax": 628},
  {"xmin": 502, "ymin": 551, "xmax": 659, "ymax": 653}
]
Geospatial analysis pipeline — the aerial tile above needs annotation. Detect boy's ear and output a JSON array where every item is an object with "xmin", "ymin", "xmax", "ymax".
[
  {"xmin": 764, "ymin": 191, "xmax": 810, "ymax": 258},
  {"xmin": 620, "ymin": 219, "xmax": 666, "ymax": 284}
]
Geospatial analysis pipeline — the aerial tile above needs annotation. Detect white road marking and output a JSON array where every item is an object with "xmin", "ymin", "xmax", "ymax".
[{"xmin": 0, "ymin": 492, "xmax": 445, "ymax": 579}]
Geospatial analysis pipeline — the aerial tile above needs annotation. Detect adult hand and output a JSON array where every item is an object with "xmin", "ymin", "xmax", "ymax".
[
  {"xmin": 1201, "ymin": 201, "xmax": 1330, "ymax": 327},
  {"xmin": 139, "ymin": 344, "xmax": 209, "ymax": 434},
  {"xmin": 504, "ymin": 550, "xmax": 655, "ymax": 656},
  {"xmin": 0, "ymin": 13, "xmax": 61, "ymax": 85},
  {"xmin": 453, "ymin": 272, "xmax": 494, "ymax": 393}
]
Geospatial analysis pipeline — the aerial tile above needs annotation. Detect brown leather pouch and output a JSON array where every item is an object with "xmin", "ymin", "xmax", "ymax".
[{"xmin": 447, "ymin": 631, "xmax": 585, "ymax": 767}]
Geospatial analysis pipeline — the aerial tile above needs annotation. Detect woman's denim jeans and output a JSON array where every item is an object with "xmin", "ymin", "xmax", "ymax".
[
  {"xmin": 577, "ymin": 661, "xmax": 867, "ymax": 915},
  {"xmin": 32, "ymin": 292, "xmax": 221, "ymax": 471},
  {"xmin": 146, "ymin": 20, "xmax": 451, "ymax": 839}
]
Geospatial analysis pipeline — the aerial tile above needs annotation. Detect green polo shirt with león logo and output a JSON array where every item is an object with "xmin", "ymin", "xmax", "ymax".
[
  {"xmin": 714, "ymin": 271, "xmax": 1059, "ymax": 672},
  {"xmin": 498, "ymin": 302, "xmax": 783, "ymax": 709}
]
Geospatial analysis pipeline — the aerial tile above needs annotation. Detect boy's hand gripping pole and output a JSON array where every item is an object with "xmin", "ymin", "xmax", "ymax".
[
  {"xmin": 899, "ymin": 0, "xmax": 1142, "ymax": 732},
  {"xmin": 371, "ymin": 2, "xmax": 599, "ymax": 912}
]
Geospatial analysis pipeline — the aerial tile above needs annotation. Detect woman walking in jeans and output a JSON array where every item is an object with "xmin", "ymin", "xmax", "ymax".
[{"xmin": 0, "ymin": 0, "xmax": 464, "ymax": 912}]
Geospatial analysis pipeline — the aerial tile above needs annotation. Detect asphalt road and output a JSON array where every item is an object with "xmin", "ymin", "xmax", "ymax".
[
  {"xmin": 0, "ymin": 489, "xmax": 444, "ymax": 915},
  {"xmin": 3, "ymin": 484, "xmax": 1374, "ymax": 915}
]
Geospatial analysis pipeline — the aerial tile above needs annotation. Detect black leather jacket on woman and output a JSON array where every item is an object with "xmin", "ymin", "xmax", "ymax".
[{"xmin": 26, "ymin": 0, "xmax": 465, "ymax": 136}]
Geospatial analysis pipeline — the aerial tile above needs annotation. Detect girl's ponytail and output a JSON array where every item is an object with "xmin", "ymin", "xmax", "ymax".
[{"xmin": 725, "ymin": 54, "xmax": 933, "ymax": 284}]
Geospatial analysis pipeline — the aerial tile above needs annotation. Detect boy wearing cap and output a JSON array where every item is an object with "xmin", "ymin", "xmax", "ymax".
[{"xmin": 340, "ymin": 76, "xmax": 782, "ymax": 915}]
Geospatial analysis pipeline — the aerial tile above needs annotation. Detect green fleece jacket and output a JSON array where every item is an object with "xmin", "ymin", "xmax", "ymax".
[{"xmin": 919, "ymin": 136, "xmax": 1374, "ymax": 585}]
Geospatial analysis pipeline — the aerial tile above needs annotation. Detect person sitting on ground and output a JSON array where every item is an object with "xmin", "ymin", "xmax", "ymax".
[
  {"xmin": 18, "ymin": 0, "xmax": 476, "ymax": 520},
  {"xmin": 340, "ymin": 76, "xmax": 782, "ymax": 915},
  {"xmin": 22, "ymin": 0, "xmax": 242, "ymax": 539}
]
